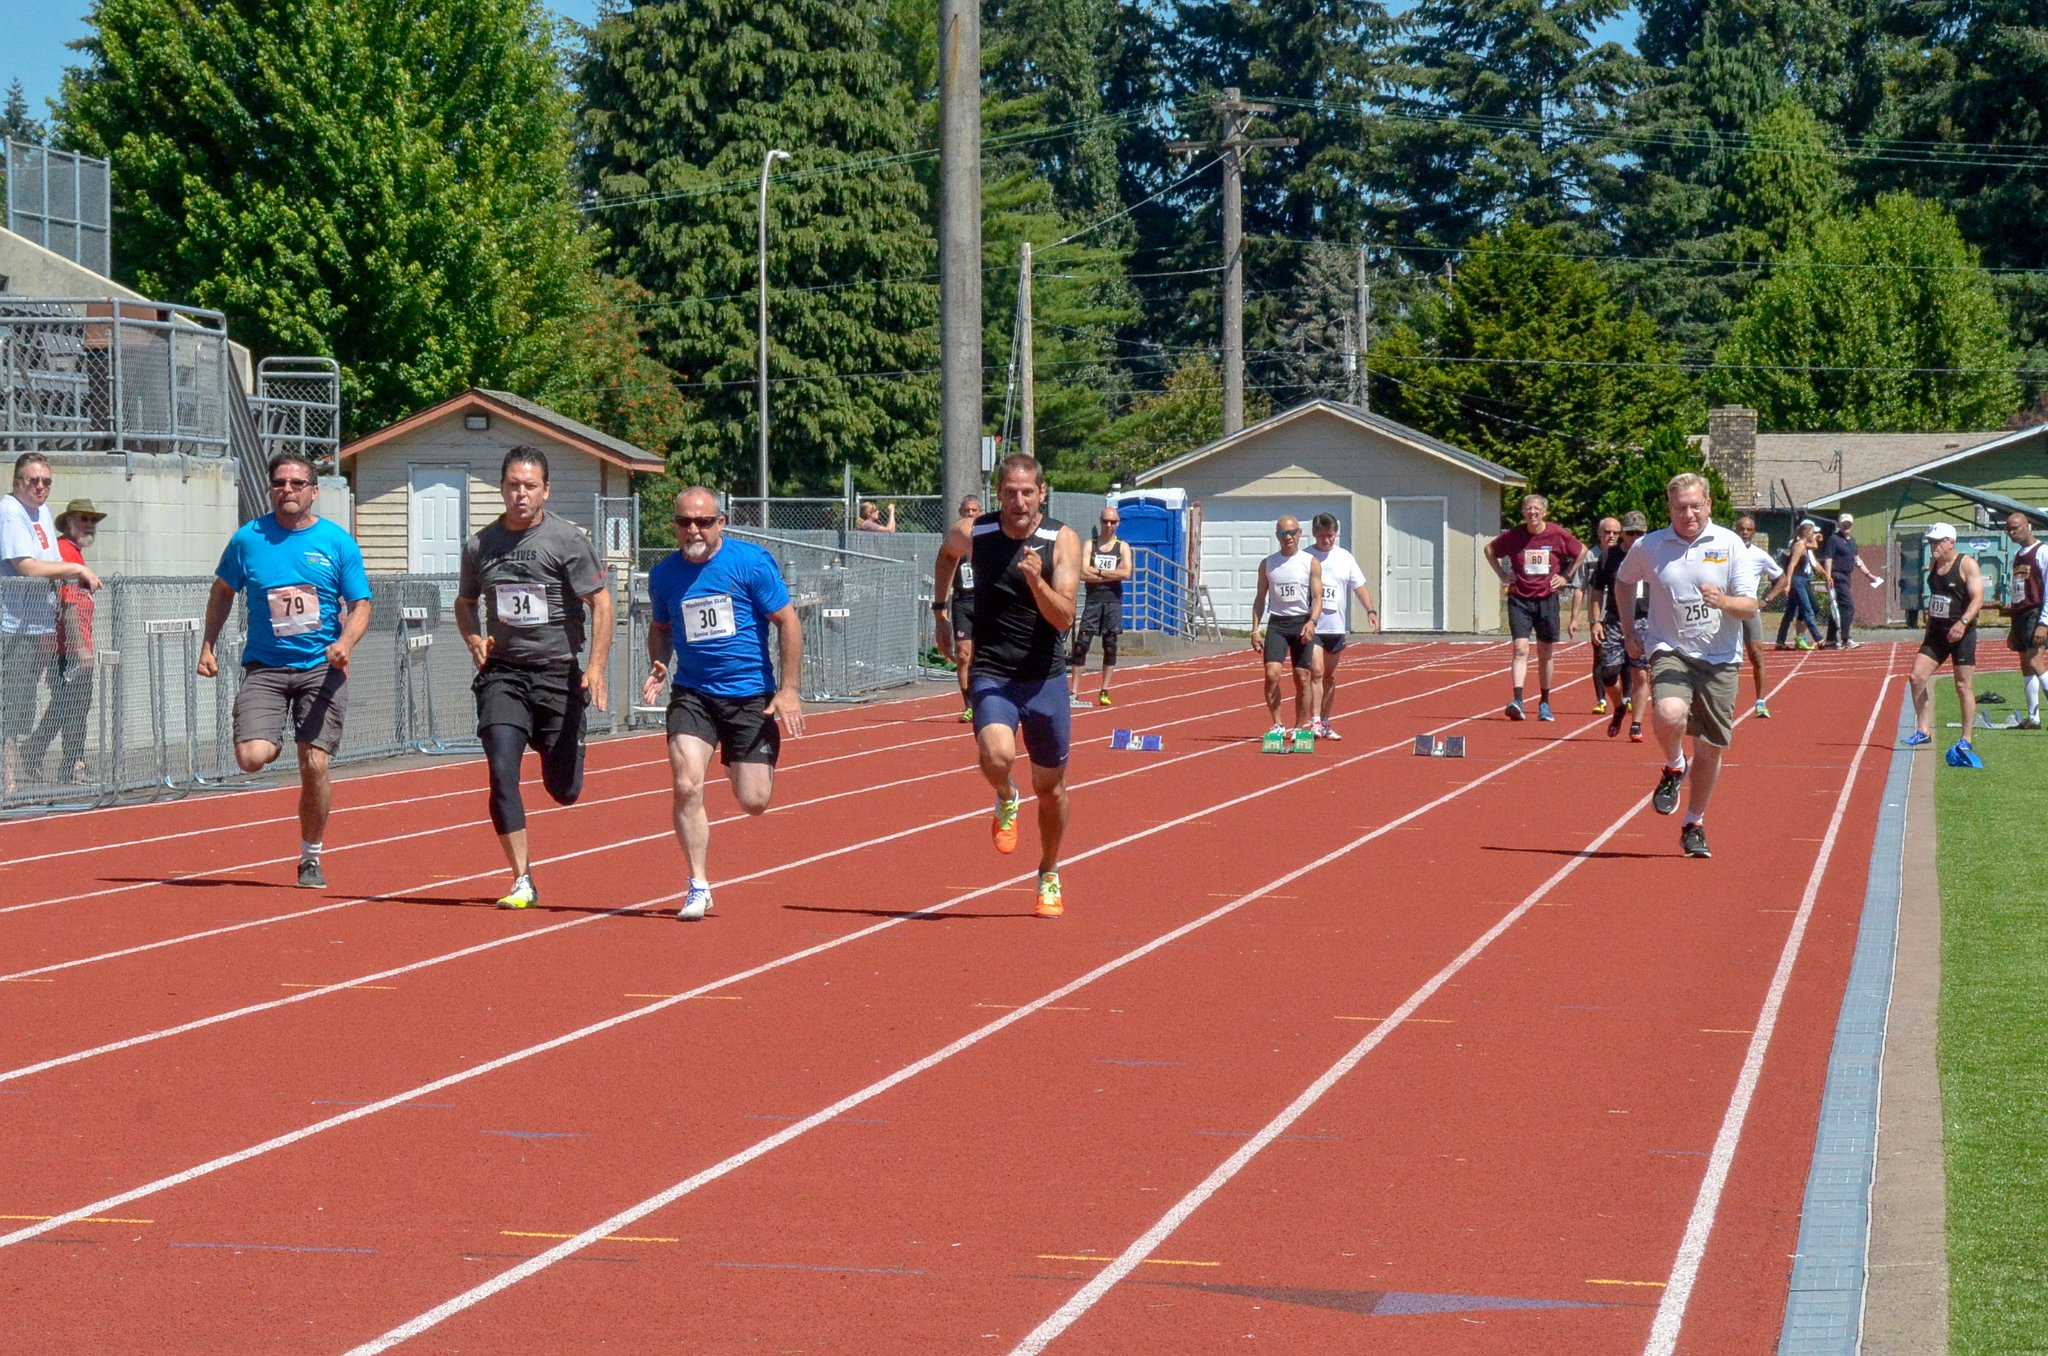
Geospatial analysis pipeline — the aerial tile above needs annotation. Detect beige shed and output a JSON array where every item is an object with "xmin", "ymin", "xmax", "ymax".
[
  {"xmin": 339, "ymin": 389, "xmax": 663, "ymax": 574},
  {"xmin": 1135, "ymin": 400, "xmax": 1525, "ymax": 632}
]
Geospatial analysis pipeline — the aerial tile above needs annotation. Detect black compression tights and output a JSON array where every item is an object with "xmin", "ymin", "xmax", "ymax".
[{"xmin": 482, "ymin": 723, "xmax": 583, "ymax": 834}]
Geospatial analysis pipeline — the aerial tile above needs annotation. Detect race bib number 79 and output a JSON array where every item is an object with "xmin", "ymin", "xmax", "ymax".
[
  {"xmin": 682, "ymin": 593, "xmax": 737, "ymax": 643},
  {"xmin": 266, "ymin": 584, "xmax": 321, "ymax": 637}
]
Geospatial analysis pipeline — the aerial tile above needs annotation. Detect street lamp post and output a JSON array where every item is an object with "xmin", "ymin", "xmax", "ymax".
[{"xmin": 757, "ymin": 147, "xmax": 792, "ymax": 529}]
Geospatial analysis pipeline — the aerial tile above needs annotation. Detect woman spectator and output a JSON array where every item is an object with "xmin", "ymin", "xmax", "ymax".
[{"xmin": 856, "ymin": 501, "xmax": 897, "ymax": 533}]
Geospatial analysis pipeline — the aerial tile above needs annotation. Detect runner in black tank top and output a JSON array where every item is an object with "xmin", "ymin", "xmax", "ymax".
[
  {"xmin": 1907, "ymin": 525, "xmax": 1983, "ymax": 753},
  {"xmin": 931, "ymin": 456, "xmax": 1082, "ymax": 918}
]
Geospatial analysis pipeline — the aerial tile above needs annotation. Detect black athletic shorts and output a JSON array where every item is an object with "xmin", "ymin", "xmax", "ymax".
[
  {"xmin": 2009, "ymin": 605, "xmax": 2042, "ymax": 653},
  {"xmin": 1077, "ymin": 590, "xmax": 1122, "ymax": 637},
  {"xmin": 950, "ymin": 593, "xmax": 973, "ymax": 643},
  {"xmin": 1262, "ymin": 614, "xmax": 1315, "ymax": 670},
  {"xmin": 665, "ymin": 687, "xmax": 782, "ymax": 766},
  {"xmin": 1919, "ymin": 624, "xmax": 1978, "ymax": 669},
  {"xmin": 1314, "ymin": 631, "xmax": 1347, "ymax": 656},
  {"xmin": 1507, "ymin": 593, "xmax": 1562, "ymax": 643},
  {"xmin": 474, "ymin": 660, "xmax": 585, "ymax": 749}
]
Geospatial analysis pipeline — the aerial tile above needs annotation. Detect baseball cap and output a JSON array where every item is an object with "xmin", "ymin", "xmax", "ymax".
[
  {"xmin": 1837, "ymin": 513, "xmax": 1854, "ymax": 525},
  {"xmin": 1620, "ymin": 511, "xmax": 1649, "ymax": 533},
  {"xmin": 1924, "ymin": 522, "xmax": 1957, "ymax": 542}
]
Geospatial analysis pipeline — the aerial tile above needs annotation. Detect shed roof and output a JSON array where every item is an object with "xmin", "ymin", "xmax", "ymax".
[
  {"xmin": 1802, "ymin": 423, "xmax": 2047, "ymax": 509},
  {"xmin": 1132, "ymin": 399, "xmax": 1524, "ymax": 488},
  {"xmin": 338, "ymin": 388, "xmax": 664, "ymax": 473}
]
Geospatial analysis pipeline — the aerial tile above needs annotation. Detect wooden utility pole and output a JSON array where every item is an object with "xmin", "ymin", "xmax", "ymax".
[
  {"xmin": 1354, "ymin": 243, "xmax": 1371, "ymax": 412},
  {"xmin": 939, "ymin": 0, "xmax": 982, "ymax": 508},
  {"xmin": 1171, "ymin": 88, "xmax": 1295, "ymax": 437},
  {"xmin": 1018, "ymin": 241, "xmax": 1034, "ymax": 458}
]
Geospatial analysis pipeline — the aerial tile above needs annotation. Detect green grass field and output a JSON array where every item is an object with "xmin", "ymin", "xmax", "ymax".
[{"xmin": 1935, "ymin": 667, "xmax": 2048, "ymax": 1354}]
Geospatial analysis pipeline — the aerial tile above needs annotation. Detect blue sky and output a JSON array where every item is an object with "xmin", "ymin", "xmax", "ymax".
[{"xmin": 7, "ymin": 3, "xmax": 1638, "ymax": 129}]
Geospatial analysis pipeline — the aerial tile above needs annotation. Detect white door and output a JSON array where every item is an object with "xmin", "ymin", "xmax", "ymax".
[
  {"xmin": 409, "ymin": 467, "xmax": 467, "ymax": 574},
  {"xmin": 1382, "ymin": 496, "xmax": 1445, "ymax": 631},
  {"xmin": 1198, "ymin": 496, "xmax": 1349, "ymax": 627}
]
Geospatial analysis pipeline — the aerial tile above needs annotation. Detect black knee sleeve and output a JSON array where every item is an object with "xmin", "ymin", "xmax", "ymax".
[
  {"xmin": 481, "ymin": 724, "xmax": 529, "ymax": 834},
  {"xmin": 1070, "ymin": 632, "xmax": 1094, "ymax": 667},
  {"xmin": 1101, "ymin": 631, "xmax": 1118, "ymax": 666}
]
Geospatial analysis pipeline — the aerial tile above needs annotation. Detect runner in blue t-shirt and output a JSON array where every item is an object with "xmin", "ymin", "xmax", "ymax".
[
  {"xmin": 197, "ymin": 453, "xmax": 373, "ymax": 888},
  {"xmin": 642, "ymin": 486, "xmax": 806, "ymax": 921}
]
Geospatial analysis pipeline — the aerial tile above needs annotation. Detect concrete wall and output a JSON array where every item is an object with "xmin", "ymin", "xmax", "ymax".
[
  {"xmin": 1164, "ymin": 407, "xmax": 1509, "ymax": 632},
  {"xmin": 348, "ymin": 410, "xmax": 612, "ymax": 572},
  {"xmin": 29, "ymin": 450, "xmax": 240, "ymax": 578}
]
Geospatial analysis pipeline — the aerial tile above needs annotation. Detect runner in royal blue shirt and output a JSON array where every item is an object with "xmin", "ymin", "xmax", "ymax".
[
  {"xmin": 197, "ymin": 452, "xmax": 373, "ymax": 888},
  {"xmin": 643, "ymin": 486, "xmax": 806, "ymax": 922}
]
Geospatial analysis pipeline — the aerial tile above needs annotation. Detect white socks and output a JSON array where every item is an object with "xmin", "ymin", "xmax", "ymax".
[
  {"xmin": 2028, "ymin": 673, "xmax": 2042, "ymax": 719},
  {"xmin": 300, "ymin": 840, "xmax": 322, "ymax": 862}
]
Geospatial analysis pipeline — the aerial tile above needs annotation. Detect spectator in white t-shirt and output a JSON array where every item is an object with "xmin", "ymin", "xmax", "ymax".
[
  {"xmin": 1, "ymin": 454, "xmax": 102, "ymax": 792},
  {"xmin": 1733, "ymin": 515, "xmax": 1787, "ymax": 719}
]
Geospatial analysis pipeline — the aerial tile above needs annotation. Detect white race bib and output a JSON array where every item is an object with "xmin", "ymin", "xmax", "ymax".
[
  {"xmin": 494, "ymin": 582, "xmax": 548, "ymax": 628},
  {"xmin": 1675, "ymin": 591, "xmax": 1719, "ymax": 641},
  {"xmin": 1093, "ymin": 551, "xmax": 1119, "ymax": 572},
  {"xmin": 266, "ymin": 584, "xmax": 321, "ymax": 637},
  {"xmin": 1275, "ymin": 581, "xmax": 1308, "ymax": 606},
  {"xmin": 1521, "ymin": 546, "xmax": 1552, "ymax": 577},
  {"xmin": 958, "ymin": 562, "xmax": 975, "ymax": 590},
  {"xmin": 1322, "ymin": 582, "xmax": 1340, "ymax": 609},
  {"xmin": 1927, "ymin": 594, "xmax": 1952, "ymax": 621},
  {"xmin": 682, "ymin": 593, "xmax": 737, "ymax": 643}
]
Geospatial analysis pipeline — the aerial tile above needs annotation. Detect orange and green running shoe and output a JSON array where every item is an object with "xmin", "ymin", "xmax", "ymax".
[
  {"xmin": 1035, "ymin": 871, "xmax": 1064, "ymax": 918},
  {"xmin": 992, "ymin": 792, "xmax": 1021, "ymax": 854}
]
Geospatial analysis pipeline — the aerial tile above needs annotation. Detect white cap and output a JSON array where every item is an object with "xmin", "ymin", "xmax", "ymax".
[
  {"xmin": 1837, "ymin": 513, "xmax": 1854, "ymax": 524},
  {"xmin": 1797, "ymin": 518, "xmax": 1819, "ymax": 531},
  {"xmin": 1925, "ymin": 522, "xmax": 1957, "ymax": 542}
]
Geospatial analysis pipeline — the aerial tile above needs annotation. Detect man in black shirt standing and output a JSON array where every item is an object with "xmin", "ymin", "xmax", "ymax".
[{"xmin": 1820, "ymin": 512, "xmax": 1883, "ymax": 648}]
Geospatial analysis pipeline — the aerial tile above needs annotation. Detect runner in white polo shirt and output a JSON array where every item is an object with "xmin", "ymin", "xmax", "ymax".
[
  {"xmin": 1617, "ymin": 472, "xmax": 1763, "ymax": 859},
  {"xmin": 1305, "ymin": 512, "xmax": 1377, "ymax": 740}
]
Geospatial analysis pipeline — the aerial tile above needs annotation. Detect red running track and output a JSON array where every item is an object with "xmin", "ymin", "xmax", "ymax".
[{"xmin": 0, "ymin": 642, "xmax": 1906, "ymax": 1354}]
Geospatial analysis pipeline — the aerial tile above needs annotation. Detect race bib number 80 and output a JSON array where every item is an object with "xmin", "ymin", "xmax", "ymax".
[
  {"xmin": 266, "ymin": 584, "xmax": 321, "ymax": 637},
  {"xmin": 1521, "ymin": 547, "xmax": 1552, "ymax": 577},
  {"xmin": 682, "ymin": 593, "xmax": 737, "ymax": 643}
]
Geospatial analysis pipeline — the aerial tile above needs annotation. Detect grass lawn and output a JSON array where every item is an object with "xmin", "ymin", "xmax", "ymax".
[{"xmin": 1935, "ymin": 667, "xmax": 2048, "ymax": 1354}]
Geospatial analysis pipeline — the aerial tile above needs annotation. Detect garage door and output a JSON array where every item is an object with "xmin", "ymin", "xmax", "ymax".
[{"xmin": 1199, "ymin": 496, "xmax": 1350, "ymax": 627}]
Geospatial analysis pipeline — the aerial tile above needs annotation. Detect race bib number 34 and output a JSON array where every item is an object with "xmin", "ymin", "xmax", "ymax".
[
  {"xmin": 494, "ymin": 582, "xmax": 548, "ymax": 628},
  {"xmin": 266, "ymin": 584, "xmax": 321, "ymax": 637},
  {"xmin": 683, "ymin": 593, "xmax": 737, "ymax": 643}
]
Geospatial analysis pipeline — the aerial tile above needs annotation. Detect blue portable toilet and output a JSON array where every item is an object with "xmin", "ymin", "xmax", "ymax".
[{"xmin": 1109, "ymin": 488, "xmax": 1188, "ymax": 632}]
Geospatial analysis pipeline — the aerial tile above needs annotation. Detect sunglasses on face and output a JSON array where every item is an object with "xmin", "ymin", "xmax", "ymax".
[
  {"xmin": 20, "ymin": 476, "xmax": 53, "ymax": 488},
  {"xmin": 1278, "ymin": 529, "xmax": 1300, "ymax": 537},
  {"xmin": 674, "ymin": 515, "xmax": 721, "ymax": 529},
  {"xmin": 270, "ymin": 478, "xmax": 313, "ymax": 490}
]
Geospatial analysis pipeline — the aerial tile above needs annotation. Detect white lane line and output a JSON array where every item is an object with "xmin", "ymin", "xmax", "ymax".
[
  {"xmin": 340, "ymin": 691, "xmax": 1604, "ymax": 1353},
  {"xmin": 0, "ymin": 672, "xmax": 1500, "ymax": 1256},
  {"xmin": 0, "ymin": 652, "xmax": 1502, "ymax": 1070},
  {"xmin": 1006, "ymin": 655, "xmax": 1836, "ymax": 1355},
  {"xmin": 1640, "ymin": 670, "xmax": 1899, "ymax": 1356},
  {"xmin": 0, "ymin": 657, "xmax": 1269, "ymax": 916}
]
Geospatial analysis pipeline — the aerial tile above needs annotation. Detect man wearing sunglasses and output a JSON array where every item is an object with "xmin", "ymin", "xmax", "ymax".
[
  {"xmin": 1250, "ymin": 515, "xmax": 1324, "ymax": 739},
  {"xmin": 1069, "ymin": 506, "xmax": 1132, "ymax": 708},
  {"xmin": 644, "ymin": 487, "xmax": 806, "ymax": 922},
  {"xmin": 456, "ymin": 447, "xmax": 613, "ymax": 911},
  {"xmin": 199, "ymin": 453, "xmax": 373, "ymax": 887},
  {"xmin": 3, "ymin": 454, "xmax": 101, "ymax": 793}
]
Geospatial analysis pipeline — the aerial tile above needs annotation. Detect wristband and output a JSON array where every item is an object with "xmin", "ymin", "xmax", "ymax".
[{"xmin": 931, "ymin": 601, "xmax": 949, "ymax": 613}]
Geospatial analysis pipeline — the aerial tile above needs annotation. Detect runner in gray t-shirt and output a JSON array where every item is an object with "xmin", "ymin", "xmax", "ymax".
[{"xmin": 454, "ymin": 447, "xmax": 613, "ymax": 910}]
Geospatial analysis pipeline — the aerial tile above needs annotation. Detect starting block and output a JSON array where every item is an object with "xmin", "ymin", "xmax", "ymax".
[
  {"xmin": 1949, "ymin": 710, "xmax": 2027, "ymax": 731},
  {"xmin": 1413, "ymin": 735, "xmax": 1467, "ymax": 758},
  {"xmin": 1261, "ymin": 729, "xmax": 1315, "ymax": 754},
  {"xmin": 1110, "ymin": 728, "xmax": 1164, "ymax": 752}
]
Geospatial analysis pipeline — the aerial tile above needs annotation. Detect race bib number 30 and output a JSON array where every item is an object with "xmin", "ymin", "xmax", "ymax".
[
  {"xmin": 494, "ymin": 582, "xmax": 548, "ymax": 628},
  {"xmin": 266, "ymin": 584, "xmax": 321, "ymax": 637},
  {"xmin": 682, "ymin": 593, "xmax": 737, "ymax": 643}
]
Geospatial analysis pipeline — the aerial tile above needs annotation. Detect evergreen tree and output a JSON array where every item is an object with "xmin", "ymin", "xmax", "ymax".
[
  {"xmin": 1715, "ymin": 193, "xmax": 2023, "ymax": 432},
  {"xmin": 580, "ymin": 0, "xmax": 940, "ymax": 493},
  {"xmin": 59, "ymin": 0, "xmax": 607, "ymax": 433},
  {"xmin": 1390, "ymin": 0, "xmax": 1641, "ymax": 251},
  {"xmin": 1370, "ymin": 221, "xmax": 1701, "ymax": 530},
  {"xmin": 2, "ymin": 79, "xmax": 46, "ymax": 144},
  {"xmin": 1094, "ymin": 352, "xmax": 1270, "ymax": 481},
  {"xmin": 1269, "ymin": 242, "xmax": 1361, "ymax": 404},
  {"xmin": 986, "ymin": 0, "xmax": 1125, "ymax": 221}
]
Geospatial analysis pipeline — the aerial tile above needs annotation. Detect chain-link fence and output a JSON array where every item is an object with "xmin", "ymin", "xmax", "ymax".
[{"xmin": 0, "ymin": 573, "xmax": 645, "ymax": 813}]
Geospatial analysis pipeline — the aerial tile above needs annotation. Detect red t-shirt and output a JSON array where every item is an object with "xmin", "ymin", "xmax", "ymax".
[
  {"xmin": 1491, "ymin": 524, "xmax": 1583, "ymax": 600},
  {"xmin": 58, "ymin": 538, "xmax": 94, "ymax": 658}
]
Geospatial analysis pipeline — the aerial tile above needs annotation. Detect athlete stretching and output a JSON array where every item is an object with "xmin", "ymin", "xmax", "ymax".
[{"xmin": 932, "ymin": 454, "xmax": 1082, "ymax": 918}]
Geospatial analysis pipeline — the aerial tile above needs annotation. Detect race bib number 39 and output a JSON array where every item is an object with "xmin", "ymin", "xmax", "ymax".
[
  {"xmin": 1928, "ymin": 594, "xmax": 1953, "ymax": 621},
  {"xmin": 682, "ymin": 593, "xmax": 737, "ymax": 643},
  {"xmin": 266, "ymin": 584, "xmax": 321, "ymax": 637},
  {"xmin": 494, "ymin": 582, "xmax": 548, "ymax": 628}
]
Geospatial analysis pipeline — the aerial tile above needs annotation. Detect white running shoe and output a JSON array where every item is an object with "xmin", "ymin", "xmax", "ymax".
[
  {"xmin": 1318, "ymin": 721, "xmax": 1342, "ymax": 741},
  {"xmin": 678, "ymin": 881, "xmax": 714, "ymax": 922}
]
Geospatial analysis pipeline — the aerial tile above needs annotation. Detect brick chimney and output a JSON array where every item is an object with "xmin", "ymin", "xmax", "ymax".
[{"xmin": 1705, "ymin": 405, "xmax": 1758, "ymax": 507}]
